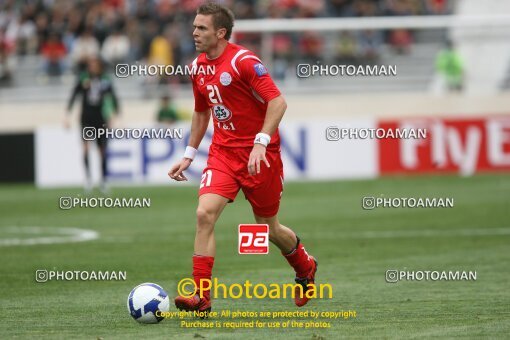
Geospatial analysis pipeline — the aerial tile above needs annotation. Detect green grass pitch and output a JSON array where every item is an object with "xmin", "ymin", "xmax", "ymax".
[{"xmin": 0, "ymin": 174, "xmax": 509, "ymax": 339}]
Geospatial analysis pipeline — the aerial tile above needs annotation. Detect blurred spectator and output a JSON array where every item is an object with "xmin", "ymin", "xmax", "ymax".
[
  {"xmin": 384, "ymin": 0, "xmax": 421, "ymax": 16},
  {"xmin": 357, "ymin": 30, "xmax": 383, "ymax": 62},
  {"xmin": 0, "ymin": 0, "xmax": 452, "ymax": 85},
  {"xmin": 233, "ymin": 1, "xmax": 257, "ymax": 19},
  {"xmin": 0, "ymin": 1, "xmax": 17, "ymax": 30},
  {"xmin": 104, "ymin": 0, "xmax": 125, "ymax": 10},
  {"xmin": 266, "ymin": 2, "xmax": 289, "ymax": 19},
  {"xmin": 234, "ymin": 32, "xmax": 261, "ymax": 55},
  {"xmin": 299, "ymin": 31, "xmax": 324, "ymax": 63},
  {"xmin": 5, "ymin": 13, "xmax": 37, "ymax": 56},
  {"xmin": 0, "ymin": 16, "xmax": 15, "ymax": 51},
  {"xmin": 40, "ymin": 32, "xmax": 67, "ymax": 77},
  {"xmin": 435, "ymin": 40, "xmax": 463, "ymax": 92},
  {"xmin": 70, "ymin": 28, "xmax": 100, "ymax": 72},
  {"xmin": 147, "ymin": 26, "xmax": 174, "ymax": 84},
  {"xmin": 383, "ymin": 0, "xmax": 418, "ymax": 55},
  {"xmin": 157, "ymin": 95, "xmax": 180, "ymax": 124},
  {"xmin": 272, "ymin": 33, "xmax": 293, "ymax": 80},
  {"xmin": 34, "ymin": 12, "xmax": 50, "ymax": 51},
  {"xmin": 335, "ymin": 31, "xmax": 358, "ymax": 64},
  {"xmin": 48, "ymin": 6, "xmax": 67, "ymax": 34},
  {"xmin": 62, "ymin": 7, "xmax": 83, "ymax": 53},
  {"xmin": 140, "ymin": 19, "xmax": 160, "ymax": 60},
  {"xmin": 424, "ymin": 0, "xmax": 448, "ymax": 14},
  {"xmin": 296, "ymin": 0, "xmax": 326, "ymax": 18},
  {"xmin": 124, "ymin": 17, "xmax": 143, "ymax": 61},
  {"xmin": 101, "ymin": 27, "xmax": 130, "ymax": 67},
  {"xmin": 130, "ymin": 0, "xmax": 156, "ymax": 22},
  {"xmin": 0, "ymin": 27, "xmax": 13, "ymax": 84},
  {"xmin": 327, "ymin": 0, "xmax": 356, "ymax": 17},
  {"xmin": 154, "ymin": 0, "xmax": 178, "ymax": 25},
  {"xmin": 388, "ymin": 28, "xmax": 412, "ymax": 54},
  {"xmin": 354, "ymin": 0, "xmax": 379, "ymax": 17}
]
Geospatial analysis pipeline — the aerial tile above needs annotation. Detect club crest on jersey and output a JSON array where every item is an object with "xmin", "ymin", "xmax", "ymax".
[
  {"xmin": 213, "ymin": 105, "xmax": 232, "ymax": 122},
  {"xmin": 220, "ymin": 72, "xmax": 232, "ymax": 86},
  {"xmin": 254, "ymin": 63, "xmax": 268, "ymax": 76},
  {"xmin": 199, "ymin": 77, "xmax": 204, "ymax": 85}
]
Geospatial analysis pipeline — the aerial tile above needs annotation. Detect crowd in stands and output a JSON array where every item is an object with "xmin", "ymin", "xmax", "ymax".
[{"xmin": 0, "ymin": 0, "xmax": 451, "ymax": 84}]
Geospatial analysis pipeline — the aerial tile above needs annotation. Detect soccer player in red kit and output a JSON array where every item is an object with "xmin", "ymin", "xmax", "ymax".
[{"xmin": 168, "ymin": 2, "xmax": 317, "ymax": 313}]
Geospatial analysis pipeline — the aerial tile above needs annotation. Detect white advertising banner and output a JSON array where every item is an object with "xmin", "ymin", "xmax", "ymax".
[{"xmin": 35, "ymin": 121, "xmax": 378, "ymax": 187}]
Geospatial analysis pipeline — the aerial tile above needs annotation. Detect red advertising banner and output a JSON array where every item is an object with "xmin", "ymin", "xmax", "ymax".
[{"xmin": 378, "ymin": 116, "xmax": 510, "ymax": 175}]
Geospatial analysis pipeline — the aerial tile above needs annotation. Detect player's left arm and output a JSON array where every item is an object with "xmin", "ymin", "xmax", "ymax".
[
  {"xmin": 248, "ymin": 95, "xmax": 287, "ymax": 175},
  {"xmin": 107, "ymin": 78, "xmax": 121, "ymax": 116},
  {"xmin": 237, "ymin": 56, "xmax": 286, "ymax": 175},
  {"xmin": 103, "ymin": 78, "xmax": 120, "ymax": 128},
  {"xmin": 260, "ymin": 95, "xmax": 287, "ymax": 137}
]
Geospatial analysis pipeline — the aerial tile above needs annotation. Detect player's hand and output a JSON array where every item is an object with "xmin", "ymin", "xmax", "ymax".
[
  {"xmin": 248, "ymin": 144, "xmax": 270, "ymax": 175},
  {"xmin": 108, "ymin": 115, "xmax": 118, "ymax": 128},
  {"xmin": 63, "ymin": 115, "xmax": 71, "ymax": 129},
  {"xmin": 168, "ymin": 158, "xmax": 192, "ymax": 181}
]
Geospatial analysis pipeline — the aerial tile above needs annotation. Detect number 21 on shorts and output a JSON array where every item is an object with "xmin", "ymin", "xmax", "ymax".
[{"xmin": 200, "ymin": 170, "xmax": 212, "ymax": 188}]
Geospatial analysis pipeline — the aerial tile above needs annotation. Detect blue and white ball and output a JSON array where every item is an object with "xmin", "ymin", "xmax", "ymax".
[{"xmin": 127, "ymin": 283, "xmax": 170, "ymax": 323}]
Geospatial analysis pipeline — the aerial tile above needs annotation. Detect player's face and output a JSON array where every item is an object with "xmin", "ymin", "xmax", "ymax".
[
  {"xmin": 88, "ymin": 59, "xmax": 101, "ymax": 76},
  {"xmin": 193, "ymin": 14, "xmax": 220, "ymax": 53}
]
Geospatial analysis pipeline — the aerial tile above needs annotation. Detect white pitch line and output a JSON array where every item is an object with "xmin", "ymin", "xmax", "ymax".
[
  {"xmin": 0, "ymin": 226, "xmax": 99, "ymax": 246},
  {"xmin": 306, "ymin": 228, "xmax": 510, "ymax": 239}
]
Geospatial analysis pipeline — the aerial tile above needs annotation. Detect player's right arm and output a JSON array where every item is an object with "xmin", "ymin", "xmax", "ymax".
[
  {"xmin": 67, "ymin": 78, "xmax": 83, "ymax": 113},
  {"xmin": 168, "ymin": 109, "xmax": 210, "ymax": 181},
  {"xmin": 187, "ymin": 109, "xmax": 211, "ymax": 150},
  {"xmin": 64, "ymin": 78, "xmax": 83, "ymax": 128},
  {"xmin": 168, "ymin": 76, "xmax": 210, "ymax": 181}
]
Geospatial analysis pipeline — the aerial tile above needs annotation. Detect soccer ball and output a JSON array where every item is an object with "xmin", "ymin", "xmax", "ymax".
[{"xmin": 127, "ymin": 283, "xmax": 170, "ymax": 323}]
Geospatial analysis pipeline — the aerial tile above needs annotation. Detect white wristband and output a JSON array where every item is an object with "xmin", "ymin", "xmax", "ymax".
[
  {"xmin": 254, "ymin": 133, "xmax": 271, "ymax": 147},
  {"xmin": 183, "ymin": 146, "xmax": 197, "ymax": 160}
]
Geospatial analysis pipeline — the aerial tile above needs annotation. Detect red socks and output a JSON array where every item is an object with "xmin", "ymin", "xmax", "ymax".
[
  {"xmin": 192, "ymin": 239, "xmax": 311, "ymax": 300},
  {"xmin": 283, "ymin": 239, "xmax": 313, "ymax": 278},
  {"xmin": 192, "ymin": 255, "xmax": 214, "ymax": 299}
]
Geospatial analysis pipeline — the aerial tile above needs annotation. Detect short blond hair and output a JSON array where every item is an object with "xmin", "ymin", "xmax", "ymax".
[{"xmin": 197, "ymin": 2, "xmax": 235, "ymax": 40}]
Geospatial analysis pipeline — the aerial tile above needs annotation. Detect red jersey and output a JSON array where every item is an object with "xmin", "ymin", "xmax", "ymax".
[{"xmin": 190, "ymin": 43, "xmax": 282, "ymax": 149}]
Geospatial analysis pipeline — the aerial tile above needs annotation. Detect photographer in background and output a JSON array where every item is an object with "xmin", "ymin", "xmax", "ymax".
[
  {"xmin": 435, "ymin": 40, "xmax": 464, "ymax": 92},
  {"xmin": 65, "ymin": 57, "xmax": 120, "ymax": 193}
]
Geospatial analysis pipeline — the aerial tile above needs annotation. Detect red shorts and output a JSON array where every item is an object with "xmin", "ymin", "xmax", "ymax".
[{"xmin": 198, "ymin": 144, "xmax": 284, "ymax": 217}]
